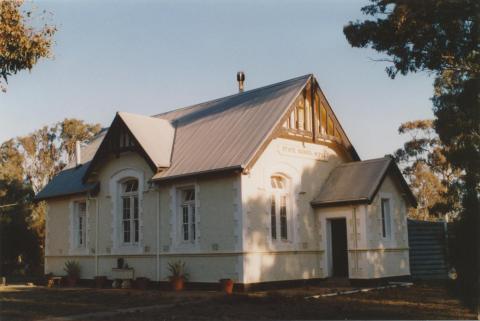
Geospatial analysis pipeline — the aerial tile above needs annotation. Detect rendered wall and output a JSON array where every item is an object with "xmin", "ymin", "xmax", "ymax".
[
  {"xmin": 45, "ymin": 151, "xmax": 240, "ymax": 282},
  {"xmin": 240, "ymin": 137, "xmax": 346, "ymax": 283},
  {"xmin": 315, "ymin": 173, "xmax": 410, "ymax": 280},
  {"xmin": 363, "ymin": 174, "xmax": 410, "ymax": 278}
]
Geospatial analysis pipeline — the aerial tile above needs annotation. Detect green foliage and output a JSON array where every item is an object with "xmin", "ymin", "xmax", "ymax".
[
  {"xmin": 167, "ymin": 260, "xmax": 189, "ymax": 281},
  {"xmin": 0, "ymin": 0, "xmax": 56, "ymax": 92},
  {"xmin": 344, "ymin": 0, "xmax": 479, "ymax": 79},
  {"xmin": 0, "ymin": 119, "xmax": 101, "ymax": 277},
  {"xmin": 63, "ymin": 260, "xmax": 80, "ymax": 279},
  {"xmin": 345, "ymin": 0, "xmax": 479, "ymax": 309},
  {"xmin": 394, "ymin": 120, "xmax": 461, "ymax": 220}
]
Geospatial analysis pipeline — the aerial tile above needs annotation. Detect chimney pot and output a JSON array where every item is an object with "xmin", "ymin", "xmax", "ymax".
[
  {"xmin": 75, "ymin": 141, "xmax": 82, "ymax": 166},
  {"xmin": 237, "ymin": 71, "xmax": 245, "ymax": 92}
]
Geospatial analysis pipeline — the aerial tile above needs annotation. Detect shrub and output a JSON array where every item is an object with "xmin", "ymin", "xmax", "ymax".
[{"xmin": 63, "ymin": 260, "xmax": 80, "ymax": 279}]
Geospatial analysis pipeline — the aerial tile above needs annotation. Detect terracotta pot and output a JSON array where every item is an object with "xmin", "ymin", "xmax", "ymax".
[
  {"xmin": 220, "ymin": 278, "xmax": 234, "ymax": 294},
  {"xmin": 135, "ymin": 277, "xmax": 150, "ymax": 290},
  {"xmin": 65, "ymin": 276, "xmax": 78, "ymax": 287},
  {"xmin": 94, "ymin": 276, "xmax": 108, "ymax": 288},
  {"xmin": 171, "ymin": 277, "xmax": 184, "ymax": 291}
]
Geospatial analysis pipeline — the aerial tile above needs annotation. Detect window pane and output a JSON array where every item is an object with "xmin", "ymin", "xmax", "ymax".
[
  {"xmin": 123, "ymin": 179, "xmax": 138, "ymax": 193},
  {"xmin": 381, "ymin": 199, "xmax": 391, "ymax": 238},
  {"xmin": 271, "ymin": 176, "xmax": 285, "ymax": 190},
  {"xmin": 182, "ymin": 206, "xmax": 189, "ymax": 241},
  {"xmin": 191, "ymin": 205, "xmax": 196, "ymax": 241},
  {"xmin": 134, "ymin": 219, "xmax": 139, "ymax": 242},
  {"xmin": 183, "ymin": 189, "xmax": 195, "ymax": 202},
  {"xmin": 122, "ymin": 197, "xmax": 130, "ymax": 219},
  {"xmin": 133, "ymin": 196, "xmax": 138, "ymax": 219},
  {"xmin": 271, "ymin": 196, "xmax": 277, "ymax": 240},
  {"xmin": 280, "ymin": 195, "xmax": 288, "ymax": 240},
  {"xmin": 123, "ymin": 220, "xmax": 130, "ymax": 243},
  {"xmin": 78, "ymin": 215, "xmax": 83, "ymax": 245}
]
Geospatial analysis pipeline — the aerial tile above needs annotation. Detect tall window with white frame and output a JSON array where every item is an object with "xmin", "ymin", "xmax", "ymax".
[
  {"xmin": 381, "ymin": 198, "xmax": 392, "ymax": 239},
  {"xmin": 74, "ymin": 201, "xmax": 86, "ymax": 248},
  {"xmin": 121, "ymin": 179, "xmax": 139, "ymax": 244},
  {"xmin": 270, "ymin": 176, "xmax": 289, "ymax": 241},
  {"xmin": 180, "ymin": 188, "xmax": 196, "ymax": 243}
]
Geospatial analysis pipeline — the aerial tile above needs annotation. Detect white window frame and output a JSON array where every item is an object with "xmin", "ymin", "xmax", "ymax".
[
  {"xmin": 120, "ymin": 179, "xmax": 140, "ymax": 245},
  {"xmin": 69, "ymin": 199, "xmax": 88, "ymax": 255},
  {"xmin": 269, "ymin": 175, "xmax": 292, "ymax": 244},
  {"xmin": 109, "ymin": 168, "xmax": 144, "ymax": 254},
  {"xmin": 171, "ymin": 183, "xmax": 199, "ymax": 251},
  {"xmin": 179, "ymin": 188, "xmax": 196, "ymax": 244},
  {"xmin": 381, "ymin": 197, "xmax": 392, "ymax": 240}
]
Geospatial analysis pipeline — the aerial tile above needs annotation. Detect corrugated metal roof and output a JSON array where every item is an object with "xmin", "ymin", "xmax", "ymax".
[
  {"xmin": 118, "ymin": 112, "xmax": 174, "ymax": 168},
  {"xmin": 36, "ymin": 75, "xmax": 310, "ymax": 200},
  {"xmin": 152, "ymin": 74, "xmax": 311, "ymax": 180},
  {"xmin": 311, "ymin": 157, "xmax": 416, "ymax": 207},
  {"xmin": 36, "ymin": 131, "xmax": 106, "ymax": 200}
]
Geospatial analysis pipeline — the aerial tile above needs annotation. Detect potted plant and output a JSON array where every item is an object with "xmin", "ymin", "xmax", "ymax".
[
  {"xmin": 135, "ymin": 277, "xmax": 150, "ymax": 290},
  {"xmin": 63, "ymin": 260, "xmax": 81, "ymax": 287},
  {"xmin": 167, "ymin": 260, "xmax": 189, "ymax": 291},
  {"xmin": 219, "ymin": 278, "xmax": 234, "ymax": 294},
  {"xmin": 94, "ymin": 276, "xmax": 108, "ymax": 288}
]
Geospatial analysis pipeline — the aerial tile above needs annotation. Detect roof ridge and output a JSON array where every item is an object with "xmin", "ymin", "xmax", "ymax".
[
  {"xmin": 336, "ymin": 157, "xmax": 391, "ymax": 167},
  {"xmin": 152, "ymin": 73, "xmax": 312, "ymax": 119}
]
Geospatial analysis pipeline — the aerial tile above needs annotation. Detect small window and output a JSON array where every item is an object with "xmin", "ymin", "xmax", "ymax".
[
  {"xmin": 121, "ymin": 179, "xmax": 139, "ymax": 244},
  {"xmin": 179, "ymin": 188, "xmax": 196, "ymax": 243},
  {"xmin": 381, "ymin": 198, "xmax": 392, "ymax": 238},
  {"xmin": 74, "ymin": 201, "xmax": 86, "ymax": 248}
]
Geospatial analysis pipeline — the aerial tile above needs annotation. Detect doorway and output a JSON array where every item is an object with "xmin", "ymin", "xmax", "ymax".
[{"xmin": 329, "ymin": 218, "xmax": 349, "ymax": 277}]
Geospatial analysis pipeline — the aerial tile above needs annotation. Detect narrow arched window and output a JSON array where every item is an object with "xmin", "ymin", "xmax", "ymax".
[
  {"xmin": 121, "ymin": 179, "xmax": 139, "ymax": 244},
  {"xmin": 270, "ymin": 176, "xmax": 289, "ymax": 241}
]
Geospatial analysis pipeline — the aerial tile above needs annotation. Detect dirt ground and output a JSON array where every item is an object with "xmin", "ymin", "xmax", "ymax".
[{"xmin": 0, "ymin": 282, "xmax": 476, "ymax": 320}]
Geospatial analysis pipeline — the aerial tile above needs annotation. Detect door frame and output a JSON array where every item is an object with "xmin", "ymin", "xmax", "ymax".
[{"xmin": 326, "ymin": 217, "xmax": 349, "ymax": 278}]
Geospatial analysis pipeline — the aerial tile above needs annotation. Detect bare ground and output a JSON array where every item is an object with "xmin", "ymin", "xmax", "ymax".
[{"xmin": 0, "ymin": 282, "xmax": 475, "ymax": 320}]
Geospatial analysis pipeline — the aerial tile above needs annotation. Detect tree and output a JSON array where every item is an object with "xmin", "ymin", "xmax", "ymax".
[
  {"xmin": 344, "ymin": 0, "xmax": 479, "ymax": 309},
  {"xmin": 0, "ymin": 119, "xmax": 101, "ymax": 276},
  {"xmin": 0, "ymin": 0, "xmax": 56, "ymax": 92},
  {"xmin": 394, "ymin": 120, "xmax": 461, "ymax": 221}
]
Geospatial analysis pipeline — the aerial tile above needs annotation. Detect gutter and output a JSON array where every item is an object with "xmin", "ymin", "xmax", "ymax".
[
  {"xmin": 310, "ymin": 197, "xmax": 371, "ymax": 208},
  {"xmin": 151, "ymin": 165, "xmax": 243, "ymax": 183}
]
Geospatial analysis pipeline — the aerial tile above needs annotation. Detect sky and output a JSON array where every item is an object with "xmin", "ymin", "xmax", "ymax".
[{"xmin": 0, "ymin": 0, "xmax": 434, "ymax": 160}]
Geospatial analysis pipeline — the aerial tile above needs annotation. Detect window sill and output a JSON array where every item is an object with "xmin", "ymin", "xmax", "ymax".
[
  {"xmin": 111, "ymin": 244, "xmax": 144, "ymax": 255},
  {"xmin": 69, "ymin": 247, "xmax": 89, "ymax": 256}
]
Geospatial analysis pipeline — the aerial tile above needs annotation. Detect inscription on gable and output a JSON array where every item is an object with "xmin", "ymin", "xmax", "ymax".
[{"xmin": 277, "ymin": 145, "xmax": 329, "ymax": 161}]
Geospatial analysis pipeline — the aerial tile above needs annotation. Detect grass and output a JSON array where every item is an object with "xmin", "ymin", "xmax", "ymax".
[{"xmin": 0, "ymin": 282, "xmax": 475, "ymax": 320}]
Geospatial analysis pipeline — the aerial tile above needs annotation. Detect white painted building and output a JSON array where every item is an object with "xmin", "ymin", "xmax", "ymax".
[{"xmin": 37, "ymin": 74, "xmax": 416, "ymax": 288}]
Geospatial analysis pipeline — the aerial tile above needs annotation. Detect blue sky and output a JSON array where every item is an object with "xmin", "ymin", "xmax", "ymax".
[{"xmin": 0, "ymin": 0, "xmax": 434, "ymax": 159}]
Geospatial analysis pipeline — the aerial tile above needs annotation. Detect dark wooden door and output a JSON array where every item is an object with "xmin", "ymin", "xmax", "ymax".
[{"xmin": 331, "ymin": 218, "xmax": 348, "ymax": 277}]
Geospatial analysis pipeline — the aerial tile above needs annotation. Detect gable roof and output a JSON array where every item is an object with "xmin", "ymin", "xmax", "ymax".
[
  {"xmin": 152, "ymin": 74, "xmax": 312, "ymax": 180},
  {"xmin": 36, "ymin": 74, "xmax": 360, "ymax": 200},
  {"xmin": 311, "ymin": 156, "xmax": 417, "ymax": 208},
  {"xmin": 118, "ymin": 112, "xmax": 175, "ymax": 168}
]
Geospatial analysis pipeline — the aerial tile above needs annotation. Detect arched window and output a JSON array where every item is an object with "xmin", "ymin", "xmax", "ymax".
[
  {"xmin": 270, "ymin": 176, "xmax": 289, "ymax": 241},
  {"xmin": 121, "ymin": 179, "xmax": 139, "ymax": 244}
]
